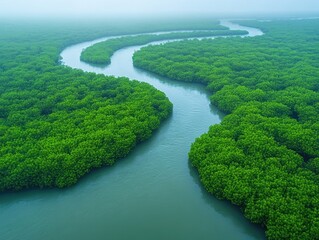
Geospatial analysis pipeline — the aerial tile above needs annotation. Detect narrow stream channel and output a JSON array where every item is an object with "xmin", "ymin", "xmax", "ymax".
[{"xmin": 0, "ymin": 21, "xmax": 265, "ymax": 240}]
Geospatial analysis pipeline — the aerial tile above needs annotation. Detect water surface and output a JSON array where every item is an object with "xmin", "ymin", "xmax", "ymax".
[{"xmin": 0, "ymin": 21, "xmax": 265, "ymax": 240}]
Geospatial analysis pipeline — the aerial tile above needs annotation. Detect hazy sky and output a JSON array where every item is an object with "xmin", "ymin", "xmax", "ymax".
[{"xmin": 1, "ymin": 0, "xmax": 319, "ymax": 17}]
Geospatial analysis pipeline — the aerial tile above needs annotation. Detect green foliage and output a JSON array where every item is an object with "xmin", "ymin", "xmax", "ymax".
[
  {"xmin": 80, "ymin": 30, "xmax": 248, "ymax": 65},
  {"xmin": 0, "ymin": 20, "xmax": 173, "ymax": 191},
  {"xmin": 133, "ymin": 19, "xmax": 319, "ymax": 239}
]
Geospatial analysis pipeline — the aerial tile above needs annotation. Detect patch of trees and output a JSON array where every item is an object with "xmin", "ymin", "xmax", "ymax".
[
  {"xmin": 80, "ymin": 30, "xmax": 248, "ymax": 65},
  {"xmin": 0, "ymin": 20, "xmax": 175, "ymax": 191},
  {"xmin": 133, "ymin": 19, "xmax": 319, "ymax": 240}
]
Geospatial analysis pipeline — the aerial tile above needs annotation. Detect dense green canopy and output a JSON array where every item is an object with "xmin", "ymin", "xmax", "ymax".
[
  {"xmin": 133, "ymin": 19, "xmax": 319, "ymax": 240},
  {"xmin": 80, "ymin": 30, "xmax": 247, "ymax": 65},
  {"xmin": 0, "ymin": 21, "xmax": 174, "ymax": 191}
]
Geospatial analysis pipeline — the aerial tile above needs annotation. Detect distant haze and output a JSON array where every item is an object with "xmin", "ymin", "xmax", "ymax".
[{"xmin": 1, "ymin": 0, "xmax": 319, "ymax": 18}]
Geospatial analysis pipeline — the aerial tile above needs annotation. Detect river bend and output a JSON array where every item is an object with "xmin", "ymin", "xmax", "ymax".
[{"xmin": 0, "ymin": 21, "xmax": 264, "ymax": 240}]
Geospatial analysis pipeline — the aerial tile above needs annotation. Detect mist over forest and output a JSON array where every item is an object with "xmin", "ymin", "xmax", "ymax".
[
  {"xmin": 1, "ymin": 1, "xmax": 319, "ymax": 240},
  {"xmin": 1, "ymin": 0, "xmax": 318, "ymax": 18}
]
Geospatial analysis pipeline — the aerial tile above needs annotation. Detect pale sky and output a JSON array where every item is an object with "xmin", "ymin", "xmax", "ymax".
[{"xmin": 1, "ymin": 0, "xmax": 319, "ymax": 18}]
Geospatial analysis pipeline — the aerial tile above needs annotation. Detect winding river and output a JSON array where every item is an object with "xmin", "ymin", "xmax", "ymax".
[{"xmin": 0, "ymin": 21, "xmax": 264, "ymax": 240}]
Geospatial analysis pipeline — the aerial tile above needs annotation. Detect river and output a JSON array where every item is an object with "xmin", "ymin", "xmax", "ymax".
[{"xmin": 0, "ymin": 21, "xmax": 265, "ymax": 240}]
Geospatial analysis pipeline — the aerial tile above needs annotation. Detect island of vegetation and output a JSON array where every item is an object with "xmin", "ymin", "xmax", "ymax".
[
  {"xmin": 80, "ymin": 30, "xmax": 248, "ymax": 65},
  {"xmin": 133, "ymin": 19, "xmax": 319, "ymax": 240},
  {"xmin": 0, "ymin": 20, "xmax": 185, "ymax": 192}
]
